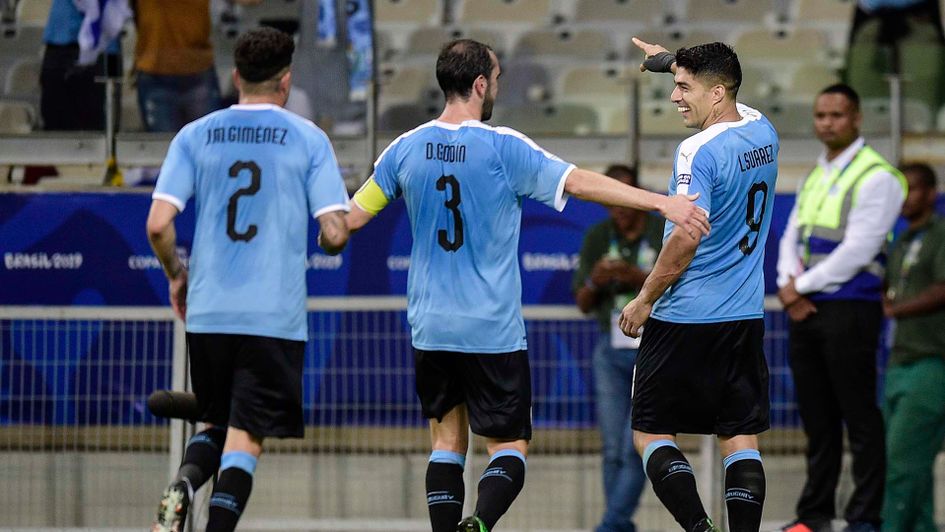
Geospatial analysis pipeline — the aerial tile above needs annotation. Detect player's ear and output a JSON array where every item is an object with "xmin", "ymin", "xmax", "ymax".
[
  {"xmin": 474, "ymin": 74, "xmax": 487, "ymax": 98},
  {"xmin": 232, "ymin": 69, "xmax": 241, "ymax": 92},
  {"xmin": 280, "ymin": 70, "xmax": 292, "ymax": 94},
  {"xmin": 712, "ymin": 84, "xmax": 726, "ymax": 104}
]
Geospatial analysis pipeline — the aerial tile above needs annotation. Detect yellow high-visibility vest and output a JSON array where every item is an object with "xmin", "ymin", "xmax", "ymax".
[{"xmin": 796, "ymin": 145, "xmax": 906, "ymax": 270}]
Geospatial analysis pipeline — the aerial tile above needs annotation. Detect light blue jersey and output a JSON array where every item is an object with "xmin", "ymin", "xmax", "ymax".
[
  {"xmin": 153, "ymin": 103, "xmax": 349, "ymax": 340},
  {"xmin": 368, "ymin": 120, "xmax": 574, "ymax": 353},
  {"xmin": 652, "ymin": 104, "xmax": 779, "ymax": 323}
]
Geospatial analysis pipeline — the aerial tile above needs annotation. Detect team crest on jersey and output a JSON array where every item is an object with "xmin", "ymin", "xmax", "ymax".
[{"xmin": 676, "ymin": 173, "xmax": 692, "ymax": 186}]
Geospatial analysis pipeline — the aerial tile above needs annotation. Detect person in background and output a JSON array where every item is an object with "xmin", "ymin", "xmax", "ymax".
[
  {"xmin": 132, "ymin": 0, "xmax": 260, "ymax": 132},
  {"xmin": 776, "ymin": 84, "xmax": 906, "ymax": 532},
  {"xmin": 573, "ymin": 164, "xmax": 661, "ymax": 532},
  {"xmin": 881, "ymin": 162, "xmax": 945, "ymax": 532},
  {"xmin": 40, "ymin": 0, "xmax": 127, "ymax": 131}
]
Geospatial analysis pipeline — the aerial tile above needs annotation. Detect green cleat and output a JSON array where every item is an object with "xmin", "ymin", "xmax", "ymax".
[
  {"xmin": 457, "ymin": 515, "xmax": 489, "ymax": 532},
  {"xmin": 694, "ymin": 517, "xmax": 721, "ymax": 532},
  {"xmin": 151, "ymin": 480, "xmax": 189, "ymax": 532}
]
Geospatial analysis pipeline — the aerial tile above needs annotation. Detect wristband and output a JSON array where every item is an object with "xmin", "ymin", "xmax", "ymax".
[{"xmin": 643, "ymin": 51, "xmax": 676, "ymax": 73}]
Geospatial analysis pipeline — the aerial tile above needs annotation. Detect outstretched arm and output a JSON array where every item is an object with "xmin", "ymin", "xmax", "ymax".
[
  {"xmin": 564, "ymin": 168, "xmax": 709, "ymax": 237},
  {"xmin": 618, "ymin": 225, "xmax": 700, "ymax": 337}
]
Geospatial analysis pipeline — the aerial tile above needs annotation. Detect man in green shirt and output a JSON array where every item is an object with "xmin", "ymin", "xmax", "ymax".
[
  {"xmin": 572, "ymin": 164, "xmax": 664, "ymax": 532},
  {"xmin": 881, "ymin": 162, "xmax": 945, "ymax": 532}
]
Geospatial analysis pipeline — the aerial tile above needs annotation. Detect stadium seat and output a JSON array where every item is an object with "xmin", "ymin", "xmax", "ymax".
[
  {"xmin": 793, "ymin": 0, "xmax": 855, "ymax": 25},
  {"xmin": 378, "ymin": 102, "xmax": 439, "ymax": 131},
  {"xmin": 684, "ymin": 0, "xmax": 774, "ymax": 24},
  {"xmin": 120, "ymin": 85, "xmax": 142, "ymax": 132},
  {"xmin": 735, "ymin": 28, "xmax": 831, "ymax": 64},
  {"xmin": 378, "ymin": 65, "xmax": 437, "ymax": 103},
  {"xmin": 494, "ymin": 103, "xmax": 599, "ymax": 135},
  {"xmin": 375, "ymin": 0, "xmax": 441, "ymax": 25},
  {"xmin": 463, "ymin": 28, "xmax": 506, "ymax": 56},
  {"xmin": 573, "ymin": 0, "xmax": 667, "ymax": 25},
  {"xmin": 3, "ymin": 56, "xmax": 40, "ymax": 98},
  {"xmin": 859, "ymin": 98, "xmax": 892, "ymax": 135},
  {"xmin": 405, "ymin": 26, "xmax": 454, "ymax": 57},
  {"xmin": 0, "ymin": 24, "xmax": 43, "ymax": 57},
  {"xmin": 497, "ymin": 60, "xmax": 551, "ymax": 106},
  {"xmin": 0, "ymin": 99, "xmax": 34, "ymax": 133},
  {"xmin": 637, "ymin": 71, "xmax": 676, "ymax": 103},
  {"xmin": 899, "ymin": 41, "xmax": 945, "ymax": 113},
  {"xmin": 604, "ymin": 106, "xmax": 630, "ymax": 134},
  {"xmin": 515, "ymin": 29, "xmax": 615, "ymax": 61},
  {"xmin": 738, "ymin": 64, "xmax": 787, "ymax": 104},
  {"xmin": 560, "ymin": 65, "xmax": 632, "ymax": 102},
  {"xmin": 456, "ymin": 0, "xmax": 553, "ymax": 25},
  {"xmin": 788, "ymin": 63, "xmax": 840, "ymax": 101},
  {"xmin": 15, "ymin": 0, "xmax": 51, "ymax": 26},
  {"xmin": 638, "ymin": 100, "xmax": 688, "ymax": 135},
  {"xmin": 759, "ymin": 101, "xmax": 813, "ymax": 136},
  {"xmin": 902, "ymin": 98, "xmax": 933, "ymax": 133}
]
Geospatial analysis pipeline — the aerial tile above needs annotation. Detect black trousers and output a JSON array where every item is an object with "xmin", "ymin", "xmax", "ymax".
[
  {"xmin": 788, "ymin": 300, "xmax": 885, "ymax": 526},
  {"xmin": 39, "ymin": 44, "xmax": 121, "ymax": 131}
]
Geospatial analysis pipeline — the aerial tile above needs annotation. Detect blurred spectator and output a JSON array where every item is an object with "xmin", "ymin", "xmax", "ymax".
[
  {"xmin": 132, "ymin": 0, "xmax": 261, "ymax": 132},
  {"xmin": 572, "ymin": 164, "xmax": 661, "ymax": 532},
  {"xmin": 40, "ymin": 0, "xmax": 128, "ymax": 130},
  {"xmin": 881, "ymin": 162, "xmax": 945, "ymax": 532},
  {"xmin": 844, "ymin": 0, "xmax": 945, "ymax": 114},
  {"xmin": 776, "ymin": 84, "xmax": 906, "ymax": 532}
]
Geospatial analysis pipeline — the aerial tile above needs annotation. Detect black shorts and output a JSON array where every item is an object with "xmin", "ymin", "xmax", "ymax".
[
  {"xmin": 631, "ymin": 318, "xmax": 769, "ymax": 436},
  {"xmin": 414, "ymin": 349, "xmax": 532, "ymax": 441},
  {"xmin": 187, "ymin": 332, "xmax": 305, "ymax": 439}
]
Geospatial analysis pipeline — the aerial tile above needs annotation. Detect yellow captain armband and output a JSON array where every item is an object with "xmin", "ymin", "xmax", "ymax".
[{"xmin": 352, "ymin": 177, "xmax": 390, "ymax": 215}]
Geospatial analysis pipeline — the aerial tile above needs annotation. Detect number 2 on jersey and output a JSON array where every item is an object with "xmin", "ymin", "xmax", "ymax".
[
  {"xmin": 227, "ymin": 161, "xmax": 261, "ymax": 242},
  {"xmin": 738, "ymin": 181, "xmax": 768, "ymax": 255},
  {"xmin": 436, "ymin": 174, "xmax": 464, "ymax": 252}
]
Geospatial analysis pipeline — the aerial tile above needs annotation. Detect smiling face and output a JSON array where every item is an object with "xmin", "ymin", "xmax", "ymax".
[{"xmin": 671, "ymin": 66, "xmax": 715, "ymax": 129}]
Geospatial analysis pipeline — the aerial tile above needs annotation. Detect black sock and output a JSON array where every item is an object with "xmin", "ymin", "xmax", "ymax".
[
  {"xmin": 643, "ymin": 441, "xmax": 708, "ymax": 532},
  {"xmin": 475, "ymin": 451, "xmax": 526, "ymax": 531},
  {"xmin": 724, "ymin": 451, "xmax": 765, "ymax": 532},
  {"xmin": 206, "ymin": 452, "xmax": 256, "ymax": 532},
  {"xmin": 176, "ymin": 426, "xmax": 226, "ymax": 494},
  {"xmin": 426, "ymin": 459, "xmax": 465, "ymax": 532}
]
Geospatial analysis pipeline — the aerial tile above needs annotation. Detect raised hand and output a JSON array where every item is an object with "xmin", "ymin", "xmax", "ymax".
[{"xmin": 660, "ymin": 193, "xmax": 710, "ymax": 238}]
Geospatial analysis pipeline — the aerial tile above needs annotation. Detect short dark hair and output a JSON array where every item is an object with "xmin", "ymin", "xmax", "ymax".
[
  {"xmin": 235, "ymin": 27, "xmax": 295, "ymax": 83},
  {"xmin": 900, "ymin": 162, "xmax": 938, "ymax": 189},
  {"xmin": 819, "ymin": 83, "xmax": 860, "ymax": 111},
  {"xmin": 675, "ymin": 42, "xmax": 741, "ymax": 97},
  {"xmin": 436, "ymin": 39, "xmax": 494, "ymax": 101},
  {"xmin": 604, "ymin": 164, "xmax": 638, "ymax": 187}
]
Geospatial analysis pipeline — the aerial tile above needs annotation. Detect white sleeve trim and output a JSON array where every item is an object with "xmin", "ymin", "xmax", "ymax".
[
  {"xmin": 554, "ymin": 164, "xmax": 576, "ymax": 212},
  {"xmin": 152, "ymin": 192, "xmax": 186, "ymax": 213},
  {"xmin": 312, "ymin": 203, "xmax": 351, "ymax": 219}
]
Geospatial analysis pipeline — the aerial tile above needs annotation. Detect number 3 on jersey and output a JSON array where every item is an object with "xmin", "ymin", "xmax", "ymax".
[{"xmin": 436, "ymin": 174, "xmax": 464, "ymax": 252}]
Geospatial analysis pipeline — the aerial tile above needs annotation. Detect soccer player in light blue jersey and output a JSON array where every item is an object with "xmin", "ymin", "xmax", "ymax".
[
  {"xmin": 344, "ymin": 39, "xmax": 710, "ymax": 532},
  {"xmin": 619, "ymin": 39, "xmax": 779, "ymax": 532},
  {"xmin": 145, "ymin": 28, "xmax": 349, "ymax": 532}
]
